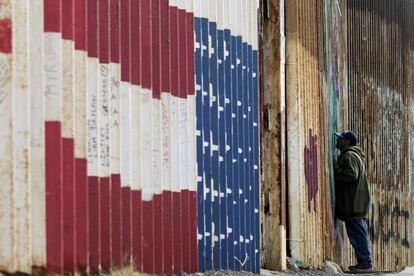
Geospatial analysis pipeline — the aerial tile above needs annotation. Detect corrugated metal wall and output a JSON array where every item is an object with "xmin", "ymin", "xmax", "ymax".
[
  {"xmin": 195, "ymin": 0, "xmax": 260, "ymax": 273},
  {"xmin": 344, "ymin": 0, "xmax": 413, "ymax": 270},
  {"xmin": 286, "ymin": 0, "xmax": 331, "ymax": 268},
  {"xmin": 321, "ymin": 0, "xmax": 350, "ymax": 266},
  {"xmin": 260, "ymin": 0, "xmax": 287, "ymax": 271},
  {"xmin": 284, "ymin": 0, "xmax": 414, "ymax": 271},
  {"xmin": 0, "ymin": 0, "xmax": 260, "ymax": 275}
]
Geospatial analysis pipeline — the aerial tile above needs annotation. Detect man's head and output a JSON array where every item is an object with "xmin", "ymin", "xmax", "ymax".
[{"xmin": 335, "ymin": 131, "xmax": 357, "ymax": 151}]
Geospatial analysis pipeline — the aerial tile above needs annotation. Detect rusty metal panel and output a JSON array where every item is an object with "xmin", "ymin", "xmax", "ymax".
[
  {"xmin": 0, "ymin": 0, "xmax": 261, "ymax": 275},
  {"xmin": 286, "ymin": 0, "xmax": 329, "ymax": 268},
  {"xmin": 342, "ymin": 0, "xmax": 412, "ymax": 271},
  {"xmin": 321, "ymin": 0, "xmax": 350, "ymax": 266},
  {"xmin": 284, "ymin": 0, "xmax": 414, "ymax": 271},
  {"xmin": 261, "ymin": 0, "xmax": 287, "ymax": 271}
]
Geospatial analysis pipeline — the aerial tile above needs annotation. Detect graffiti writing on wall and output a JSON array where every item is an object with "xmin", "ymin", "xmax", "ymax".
[
  {"xmin": 370, "ymin": 204, "xmax": 411, "ymax": 248},
  {"xmin": 304, "ymin": 129, "xmax": 318, "ymax": 212}
]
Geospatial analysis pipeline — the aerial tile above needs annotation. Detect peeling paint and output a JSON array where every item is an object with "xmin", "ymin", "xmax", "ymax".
[{"xmin": 304, "ymin": 129, "xmax": 318, "ymax": 212}]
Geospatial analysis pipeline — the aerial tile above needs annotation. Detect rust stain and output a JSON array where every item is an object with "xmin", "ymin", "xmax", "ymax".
[
  {"xmin": 341, "ymin": 0, "xmax": 412, "ymax": 271},
  {"xmin": 283, "ymin": 0, "xmax": 413, "ymax": 270}
]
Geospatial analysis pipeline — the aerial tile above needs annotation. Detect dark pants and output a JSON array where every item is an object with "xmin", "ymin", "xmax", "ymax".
[{"xmin": 345, "ymin": 219, "xmax": 373, "ymax": 269}]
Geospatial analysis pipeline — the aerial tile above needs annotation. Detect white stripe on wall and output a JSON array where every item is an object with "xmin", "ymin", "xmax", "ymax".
[
  {"xmin": 188, "ymin": 95, "xmax": 197, "ymax": 192},
  {"xmin": 110, "ymin": 63, "xmax": 121, "ymax": 174},
  {"xmin": 29, "ymin": 0, "xmax": 46, "ymax": 267},
  {"xmin": 62, "ymin": 40, "xmax": 75, "ymax": 138},
  {"xmin": 87, "ymin": 56, "xmax": 99, "ymax": 176},
  {"xmin": 13, "ymin": 0, "xmax": 32, "ymax": 272},
  {"xmin": 131, "ymin": 85, "xmax": 140, "ymax": 190},
  {"xmin": 44, "ymin": 33, "xmax": 62, "ymax": 122},
  {"xmin": 99, "ymin": 63, "xmax": 111, "ymax": 177},
  {"xmin": 153, "ymin": 98, "xmax": 162, "ymax": 195},
  {"xmin": 193, "ymin": 0, "xmax": 201, "ymax": 19},
  {"xmin": 140, "ymin": 88, "xmax": 153, "ymax": 200},
  {"xmin": 161, "ymin": 92, "xmax": 172, "ymax": 192},
  {"xmin": 201, "ymin": 0, "xmax": 208, "ymax": 20},
  {"xmin": 75, "ymin": 50, "xmax": 88, "ymax": 159},
  {"xmin": 0, "ymin": 0, "xmax": 14, "ymax": 271},
  {"xmin": 171, "ymin": 96, "xmax": 180, "ymax": 192},
  {"xmin": 120, "ymin": 81, "xmax": 132, "ymax": 187},
  {"xmin": 208, "ymin": 0, "xmax": 217, "ymax": 23},
  {"xmin": 179, "ymin": 97, "xmax": 188, "ymax": 190}
]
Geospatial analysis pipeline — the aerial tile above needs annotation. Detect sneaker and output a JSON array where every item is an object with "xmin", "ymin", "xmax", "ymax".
[
  {"xmin": 348, "ymin": 263, "xmax": 373, "ymax": 270},
  {"xmin": 349, "ymin": 266, "xmax": 373, "ymax": 274},
  {"xmin": 348, "ymin": 264, "xmax": 358, "ymax": 270}
]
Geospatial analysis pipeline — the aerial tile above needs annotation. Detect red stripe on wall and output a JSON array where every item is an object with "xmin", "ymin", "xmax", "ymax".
[
  {"xmin": 74, "ymin": 0, "xmax": 86, "ymax": 50},
  {"xmin": 189, "ymin": 191, "xmax": 198, "ymax": 272},
  {"xmin": 62, "ymin": 0, "xmax": 74, "ymax": 40},
  {"xmin": 163, "ymin": 191, "xmax": 173, "ymax": 276},
  {"xmin": 111, "ymin": 174, "xmax": 122, "ymax": 268},
  {"xmin": 43, "ymin": 2, "xmax": 199, "ymax": 275},
  {"xmin": 110, "ymin": 0, "xmax": 120, "ymax": 63},
  {"xmin": 44, "ymin": 0, "xmax": 60, "ymax": 32},
  {"xmin": 46, "ymin": 121, "xmax": 63, "ymax": 274},
  {"xmin": 170, "ymin": 6, "xmax": 179, "ymax": 97},
  {"xmin": 179, "ymin": 9, "xmax": 189, "ymax": 269},
  {"xmin": 99, "ymin": 0, "xmax": 109, "ymax": 64},
  {"xmin": 130, "ymin": 0, "xmax": 140, "ymax": 85},
  {"xmin": 187, "ymin": 13, "xmax": 195, "ymax": 96},
  {"xmin": 0, "ymin": 19, "xmax": 11, "ymax": 54},
  {"xmin": 178, "ymin": 9, "xmax": 187, "ymax": 98},
  {"xmin": 98, "ymin": 2, "xmax": 111, "ymax": 267},
  {"xmin": 45, "ymin": 0, "xmax": 195, "ymax": 97},
  {"xmin": 151, "ymin": 0, "xmax": 161, "ymax": 99},
  {"xmin": 141, "ymin": 0, "xmax": 151, "ymax": 89},
  {"xmin": 152, "ymin": 0, "xmax": 162, "ymax": 269},
  {"xmin": 154, "ymin": 194, "xmax": 163, "ymax": 274},
  {"xmin": 173, "ymin": 191, "xmax": 182, "ymax": 274},
  {"xmin": 63, "ymin": 138, "xmax": 76, "ymax": 272},
  {"xmin": 88, "ymin": 176, "xmax": 100, "ymax": 273},
  {"xmin": 87, "ymin": 0, "xmax": 98, "ymax": 58},
  {"xmin": 100, "ymin": 177, "xmax": 111, "ymax": 270},
  {"xmin": 132, "ymin": 190, "xmax": 142, "ymax": 271},
  {"xmin": 161, "ymin": 4, "xmax": 172, "ymax": 271},
  {"xmin": 160, "ymin": 0, "xmax": 170, "ymax": 93},
  {"xmin": 120, "ymin": 0, "xmax": 130, "ymax": 82},
  {"xmin": 142, "ymin": 200, "xmax": 154, "ymax": 273},
  {"xmin": 75, "ymin": 158, "xmax": 88, "ymax": 272},
  {"xmin": 121, "ymin": 187, "xmax": 132, "ymax": 265},
  {"xmin": 181, "ymin": 190, "xmax": 190, "ymax": 272}
]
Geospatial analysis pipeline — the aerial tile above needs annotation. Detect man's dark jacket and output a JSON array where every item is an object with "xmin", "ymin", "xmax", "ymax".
[{"xmin": 334, "ymin": 146, "xmax": 371, "ymax": 220}]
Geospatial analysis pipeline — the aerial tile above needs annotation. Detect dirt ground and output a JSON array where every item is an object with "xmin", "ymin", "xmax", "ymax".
[
  {"xmin": 103, "ymin": 266, "xmax": 414, "ymax": 276},
  {"xmin": 195, "ymin": 268, "xmax": 413, "ymax": 276}
]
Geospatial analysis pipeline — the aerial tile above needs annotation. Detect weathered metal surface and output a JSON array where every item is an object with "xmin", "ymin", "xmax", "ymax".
[
  {"xmin": 260, "ymin": 0, "xmax": 287, "ymax": 271},
  {"xmin": 342, "ymin": 1, "xmax": 413, "ymax": 270},
  {"xmin": 321, "ymin": 0, "xmax": 350, "ymax": 266},
  {"xmin": 0, "ymin": 0, "xmax": 260, "ymax": 275},
  {"xmin": 0, "ymin": 0, "xmax": 14, "ymax": 273},
  {"xmin": 285, "ymin": 0, "xmax": 329, "ymax": 268},
  {"xmin": 282, "ymin": 0, "xmax": 414, "ymax": 271}
]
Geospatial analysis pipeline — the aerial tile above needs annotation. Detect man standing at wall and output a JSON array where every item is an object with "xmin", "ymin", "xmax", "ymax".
[{"xmin": 334, "ymin": 131, "xmax": 373, "ymax": 273}]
